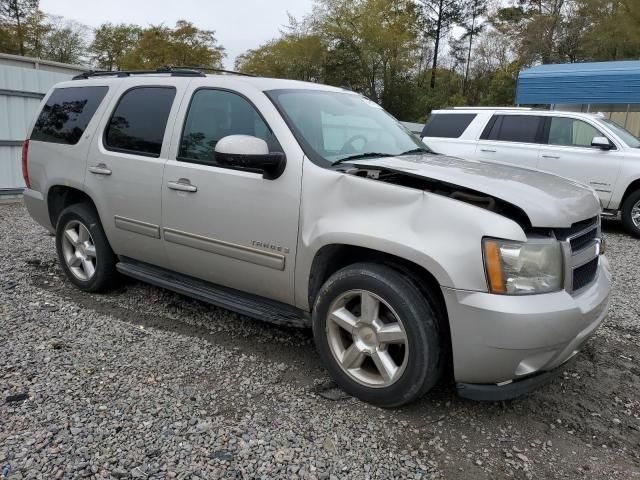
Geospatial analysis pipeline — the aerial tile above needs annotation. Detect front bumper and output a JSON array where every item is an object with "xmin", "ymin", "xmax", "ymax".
[{"xmin": 443, "ymin": 256, "xmax": 611, "ymax": 393}]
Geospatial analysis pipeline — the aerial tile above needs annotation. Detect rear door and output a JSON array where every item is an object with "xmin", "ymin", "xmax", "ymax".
[
  {"xmin": 537, "ymin": 115, "xmax": 623, "ymax": 207},
  {"xmin": 475, "ymin": 114, "xmax": 545, "ymax": 169},
  {"xmin": 84, "ymin": 81, "xmax": 184, "ymax": 267}
]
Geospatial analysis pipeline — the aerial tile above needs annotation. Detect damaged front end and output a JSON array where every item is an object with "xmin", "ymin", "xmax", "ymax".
[{"xmin": 343, "ymin": 165, "xmax": 532, "ymax": 231}]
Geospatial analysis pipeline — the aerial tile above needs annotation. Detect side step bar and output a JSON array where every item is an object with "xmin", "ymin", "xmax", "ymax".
[{"xmin": 116, "ymin": 258, "xmax": 310, "ymax": 328}]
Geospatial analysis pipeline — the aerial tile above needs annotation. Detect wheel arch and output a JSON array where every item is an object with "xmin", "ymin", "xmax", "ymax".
[
  {"xmin": 619, "ymin": 178, "xmax": 640, "ymax": 210},
  {"xmin": 307, "ymin": 243, "xmax": 452, "ymax": 365},
  {"xmin": 47, "ymin": 185, "xmax": 98, "ymax": 229}
]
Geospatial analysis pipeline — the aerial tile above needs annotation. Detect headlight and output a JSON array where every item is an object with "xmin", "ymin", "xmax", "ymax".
[{"xmin": 483, "ymin": 238, "xmax": 563, "ymax": 295}]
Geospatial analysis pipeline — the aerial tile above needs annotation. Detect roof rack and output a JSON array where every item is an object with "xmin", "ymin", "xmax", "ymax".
[
  {"xmin": 72, "ymin": 65, "xmax": 255, "ymax": 81},
  {"xmin": 452, "ymin": 106, "xmax": 533, "ymax": 111}
]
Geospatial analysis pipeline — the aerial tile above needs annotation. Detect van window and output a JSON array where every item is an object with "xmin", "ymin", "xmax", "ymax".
[
  {"xmin": 178, "ymin": 89, "xmax": 281, "ymax": 166},
  {"xmin": 421, "ymin": 113, "xmax": 476, "ymax": 138},
  {"xmin": 31, "ymin": 86, "xmax": 108, "ymax": 145},
  {"xmin": 481, "ymin": 115, "xmax": 544, "ymax": 144},
  {"xmin": 105, "ymin": 87, "xmax": 176, "ymax": 157},
  {"xmin": 548, "ymin": 117, "xmax": 604, "ymax": 148}
]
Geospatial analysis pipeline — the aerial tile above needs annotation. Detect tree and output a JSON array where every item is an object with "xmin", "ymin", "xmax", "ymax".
[
  {"xmin": 417, "ymin": 0, "xmax": 463, "ymax": 89},
  {"xmin": 42, "ymin": 17, "xmax": 88, "ymax": 64},
  {"xmin": 0, "ymin": 0, "xmax": 38, "ymax": 55},
  {"xmin": 22, "ymin": 9, "xmax": 51, "ymax": 58},
  {"xmin": 459, "ymin": 0, "xmax": 487, "ymax": 94},
  {"xmin": 120, "ymin": 20, "xmax": 225, "ymax": 70},
  {"xmin": 90, "ymin": 23, "xmax": 141, "ymax": 70}
]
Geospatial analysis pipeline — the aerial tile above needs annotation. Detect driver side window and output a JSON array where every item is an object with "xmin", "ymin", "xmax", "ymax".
[
  {"xmin": 178, "ymin": 89, "xmax": 281, "ymax": 166},
  {"xmin": 548, "ymin": 117, "xmax": 606, "ymax": 148}
]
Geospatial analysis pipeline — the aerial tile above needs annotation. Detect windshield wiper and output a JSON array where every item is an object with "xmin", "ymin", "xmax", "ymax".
[
  {"xmin": 331, "ymin": 152, "xmax": 394, "ymax": 166},
  {"xmin": 398, "ymin": 147, "xmax": 431, "ymax": 155}
]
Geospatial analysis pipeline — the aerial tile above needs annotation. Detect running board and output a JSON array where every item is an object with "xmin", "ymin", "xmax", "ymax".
[{"xmin": 116, "ymin": 258, "xmax": 310, "ymax": 328}]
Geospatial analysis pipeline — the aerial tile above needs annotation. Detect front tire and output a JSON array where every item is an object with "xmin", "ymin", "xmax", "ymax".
[
  {"xmin": 312, "ymin": 263, "xmax": 443, "ymax": 407},
  {"xmin": 55, "ymin": 203, "xmax": 118, "ymax": 292}
]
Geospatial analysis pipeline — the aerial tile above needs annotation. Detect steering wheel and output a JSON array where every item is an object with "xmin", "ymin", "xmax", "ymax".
[{"xmin": 339, "ymin": 134, "xmax": 368, "ymax": 155}]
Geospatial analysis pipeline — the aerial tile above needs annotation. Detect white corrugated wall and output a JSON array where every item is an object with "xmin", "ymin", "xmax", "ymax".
[{"xmin": 0, "ymin": 54, "xmax": 85, "ymax": 194}]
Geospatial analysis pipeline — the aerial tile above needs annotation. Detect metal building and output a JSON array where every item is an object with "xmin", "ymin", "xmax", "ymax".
[
  {"xmin": 516, "ymin": 61, "xmax": 640, "ymax": 137},
  {"xmin": 0, "ymin": 53, "xmax": 85, "ymax": 196}
]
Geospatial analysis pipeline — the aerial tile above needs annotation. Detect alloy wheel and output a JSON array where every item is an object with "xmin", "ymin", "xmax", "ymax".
[
  {"xmin": 61, "ymin": 220, "xmax": 97, "ymax": 281},
  {"xmin": 326, "ymin": 289, "xmax": 409, "ymax": 388}
]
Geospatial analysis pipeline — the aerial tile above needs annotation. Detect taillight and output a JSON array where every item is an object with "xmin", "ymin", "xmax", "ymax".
[{"xmin": 21, "ymin": 139, "xmax": 30, "ymax": 188}]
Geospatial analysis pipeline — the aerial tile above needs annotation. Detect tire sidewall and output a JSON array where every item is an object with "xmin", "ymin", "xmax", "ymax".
[
  {"xmin": 55, "ymin": 204, "xmax": 116, "ymax": 292},
  {"xmin": 312, "ymin": 264, "xmax": 441, "ymax": 407},
  {"xmin": 622, "ymin": 191, "xmax": 640, "ymax": 238}
]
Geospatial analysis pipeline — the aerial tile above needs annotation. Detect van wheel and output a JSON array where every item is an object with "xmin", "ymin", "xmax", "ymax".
[
  {"xmin": 621, "ymin": 190, "xmax": 640, "ymax": 238},
  {"xmin": 55, "ymin": 203, "xmax": 118, "ymax": 292},
  {"xmin": 312, "ymin": 263, "xmax": 443, "ymax": 407}
]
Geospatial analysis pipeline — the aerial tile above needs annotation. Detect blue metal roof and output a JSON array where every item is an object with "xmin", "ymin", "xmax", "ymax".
[{"xmin": 516, "ymin": 60, "xmax": 640, "ymax": 105}]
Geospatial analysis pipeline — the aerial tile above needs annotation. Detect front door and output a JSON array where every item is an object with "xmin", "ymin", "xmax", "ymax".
[
  {"xmin": 84, "ymin": 83, "xmax": 181, "ymax": 267},
  {"xmin": 537, "ymin": 116, "xmax": 623, "ymax": 207},
  {"xmin": 161, "ymin": 87, "xmax": 301, "ymax": 304}
]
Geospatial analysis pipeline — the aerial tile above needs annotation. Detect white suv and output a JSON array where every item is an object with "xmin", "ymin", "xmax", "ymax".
[{"xmin": 422, "ymin": 107, "xmax": 640, "ymax": 236}]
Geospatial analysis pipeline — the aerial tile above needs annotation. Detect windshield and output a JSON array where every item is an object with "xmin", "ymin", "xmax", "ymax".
[
  {"xmin": 598, "ymin": 118, "xmax": 640, "ymax": 148},
  {"xmin": 267, "ymin": 89, "xmax": 430, "ymax": 166}
]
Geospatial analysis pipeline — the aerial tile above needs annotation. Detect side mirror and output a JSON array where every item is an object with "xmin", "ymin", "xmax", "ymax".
[
  {"xmin": 214, "ymin": 135, "xmax": 286, "ymax": 180},
  {"xmin": 591, "ymin": 136, "xmax": 613, "ymax": 150}
]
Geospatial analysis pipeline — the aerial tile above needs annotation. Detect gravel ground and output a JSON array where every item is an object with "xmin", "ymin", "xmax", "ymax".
[{"xmin": 1, "ymin": 200, "xmax": 639, "ymax": 480}]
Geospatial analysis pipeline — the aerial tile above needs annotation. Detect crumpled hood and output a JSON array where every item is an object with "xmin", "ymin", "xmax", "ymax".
[{"xmin": 351, "ymin": 153, "xmax": 600, "ymax": 228}]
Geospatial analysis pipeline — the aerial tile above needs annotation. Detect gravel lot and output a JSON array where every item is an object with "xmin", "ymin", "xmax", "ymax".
[{"xmin": 1, "ymin": 200, "xmax": 639, "ymax": 480}]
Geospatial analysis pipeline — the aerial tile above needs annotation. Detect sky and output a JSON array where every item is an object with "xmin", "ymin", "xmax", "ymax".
[{"xmin": 39, "ymin": 0, "xmax": 316, "ymax": 69}]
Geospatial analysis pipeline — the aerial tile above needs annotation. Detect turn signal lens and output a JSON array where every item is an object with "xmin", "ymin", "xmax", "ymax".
[{"xmin": 484, "ymin": 240, "xmax": 505, "ymax": 294}]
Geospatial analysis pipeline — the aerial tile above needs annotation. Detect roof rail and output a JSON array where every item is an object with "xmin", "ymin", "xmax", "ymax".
[
  {"xmin": 170, "ymin": 65, "xmax": 256, "ymax": 77},
  {"xmin": 72, "ymin": 65, "xmax": 255, "ymax": 80},
  {"xmin": 452, "ymin": 106, "xmax": 533, "ymax": 111}
]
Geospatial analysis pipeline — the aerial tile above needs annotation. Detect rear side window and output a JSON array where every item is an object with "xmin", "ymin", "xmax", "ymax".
[
  {"xmin": 481, "ymin": 115, "xmax": 544, "ymax": 144},
  {"xmin": 31, "ymin": 86, "xmax": 108, "ymax": 145},
  {"xmin": 422, "ymin": 113, "xmax": 476, "ymax": 138},
  {"xmin": 105, "ymin": 87, "xmax": 176, "ymax": 157}
]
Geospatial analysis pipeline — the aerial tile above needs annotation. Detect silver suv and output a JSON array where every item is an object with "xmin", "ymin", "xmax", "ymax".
[{"xmin": 22, "ymin": 68, "xmax": 611, "ymax": 407}]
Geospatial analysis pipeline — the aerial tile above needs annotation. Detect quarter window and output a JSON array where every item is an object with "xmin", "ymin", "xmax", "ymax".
[
  {"xmin": 105, "ymin": 87, "xmax": 176, "ymax": 157},
  {"xmin": 548, "ymin": 117, "xmax": 604, "ymax": 148},
  {"xmin": 178, "ymin": 89, "xmax": 281, "ymax": 166},
  {"xmin": 31, "ymin": 86, "xmax": 108, "ymax": 145},
  {"xmin": 421, "ymin": 113, "xmax": 476, "ymax": 138}
]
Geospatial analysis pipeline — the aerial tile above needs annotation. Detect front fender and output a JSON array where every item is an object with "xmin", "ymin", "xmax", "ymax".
[{"xmin": 294, "ymin": 163, "xmax": 527, "ymax": 310}]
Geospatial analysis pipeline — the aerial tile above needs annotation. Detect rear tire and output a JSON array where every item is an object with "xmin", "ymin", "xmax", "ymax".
[
  {"xmin": 55, "ymin": 203, "xmax": 118, "ymax": 292},
  {"xmin": 312, "ymin": 263, "xmax": 443, "ymax": 407},
  {"xmin": 621, "ymin": 190, "xmax": 640, "ymax": 238}
]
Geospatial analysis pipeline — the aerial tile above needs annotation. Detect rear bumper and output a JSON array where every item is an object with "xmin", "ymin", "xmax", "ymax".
[
  {"xmin": 23, "ymin": 188, "xmax": 53, "ymax": 233},
  {"xmin": 443, "ymin": 256, "xmax": 611, "ymax": 387}
]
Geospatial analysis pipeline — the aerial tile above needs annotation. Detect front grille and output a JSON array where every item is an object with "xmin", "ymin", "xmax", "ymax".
[
  {"xmin": 572, "ymin": 258, "xmax": 599, "ymax": 291},
  {"xmin": 570, "ymin": 228, "xmax": 598, "ymax": 251},
  {"xmin": 554, "ymin": 216, "xmax": 601, "ymax": 293},
  {"xmin": 554, "ymin": 216, "xmax": 598, "ymax": 241}
]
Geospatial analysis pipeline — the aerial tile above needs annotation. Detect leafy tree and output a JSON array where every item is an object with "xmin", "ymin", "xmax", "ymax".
[
  {"xmin": 0, "ymin": 0, "xmax": 38, "ymax": 55},
  {"xmin": 89, "ymin": 23, "xmax": 141, "ymax": 70},
  {"xmin": 120, "ymin": 20, "xmax": 225, "ymax": 70},
  {"xmin": 41, "ymin": 16, "xmax": 87, "ymax": 64},
  {"xmin": 22, "ymin": 9, "xmax": 51, "ymax": 58}
]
